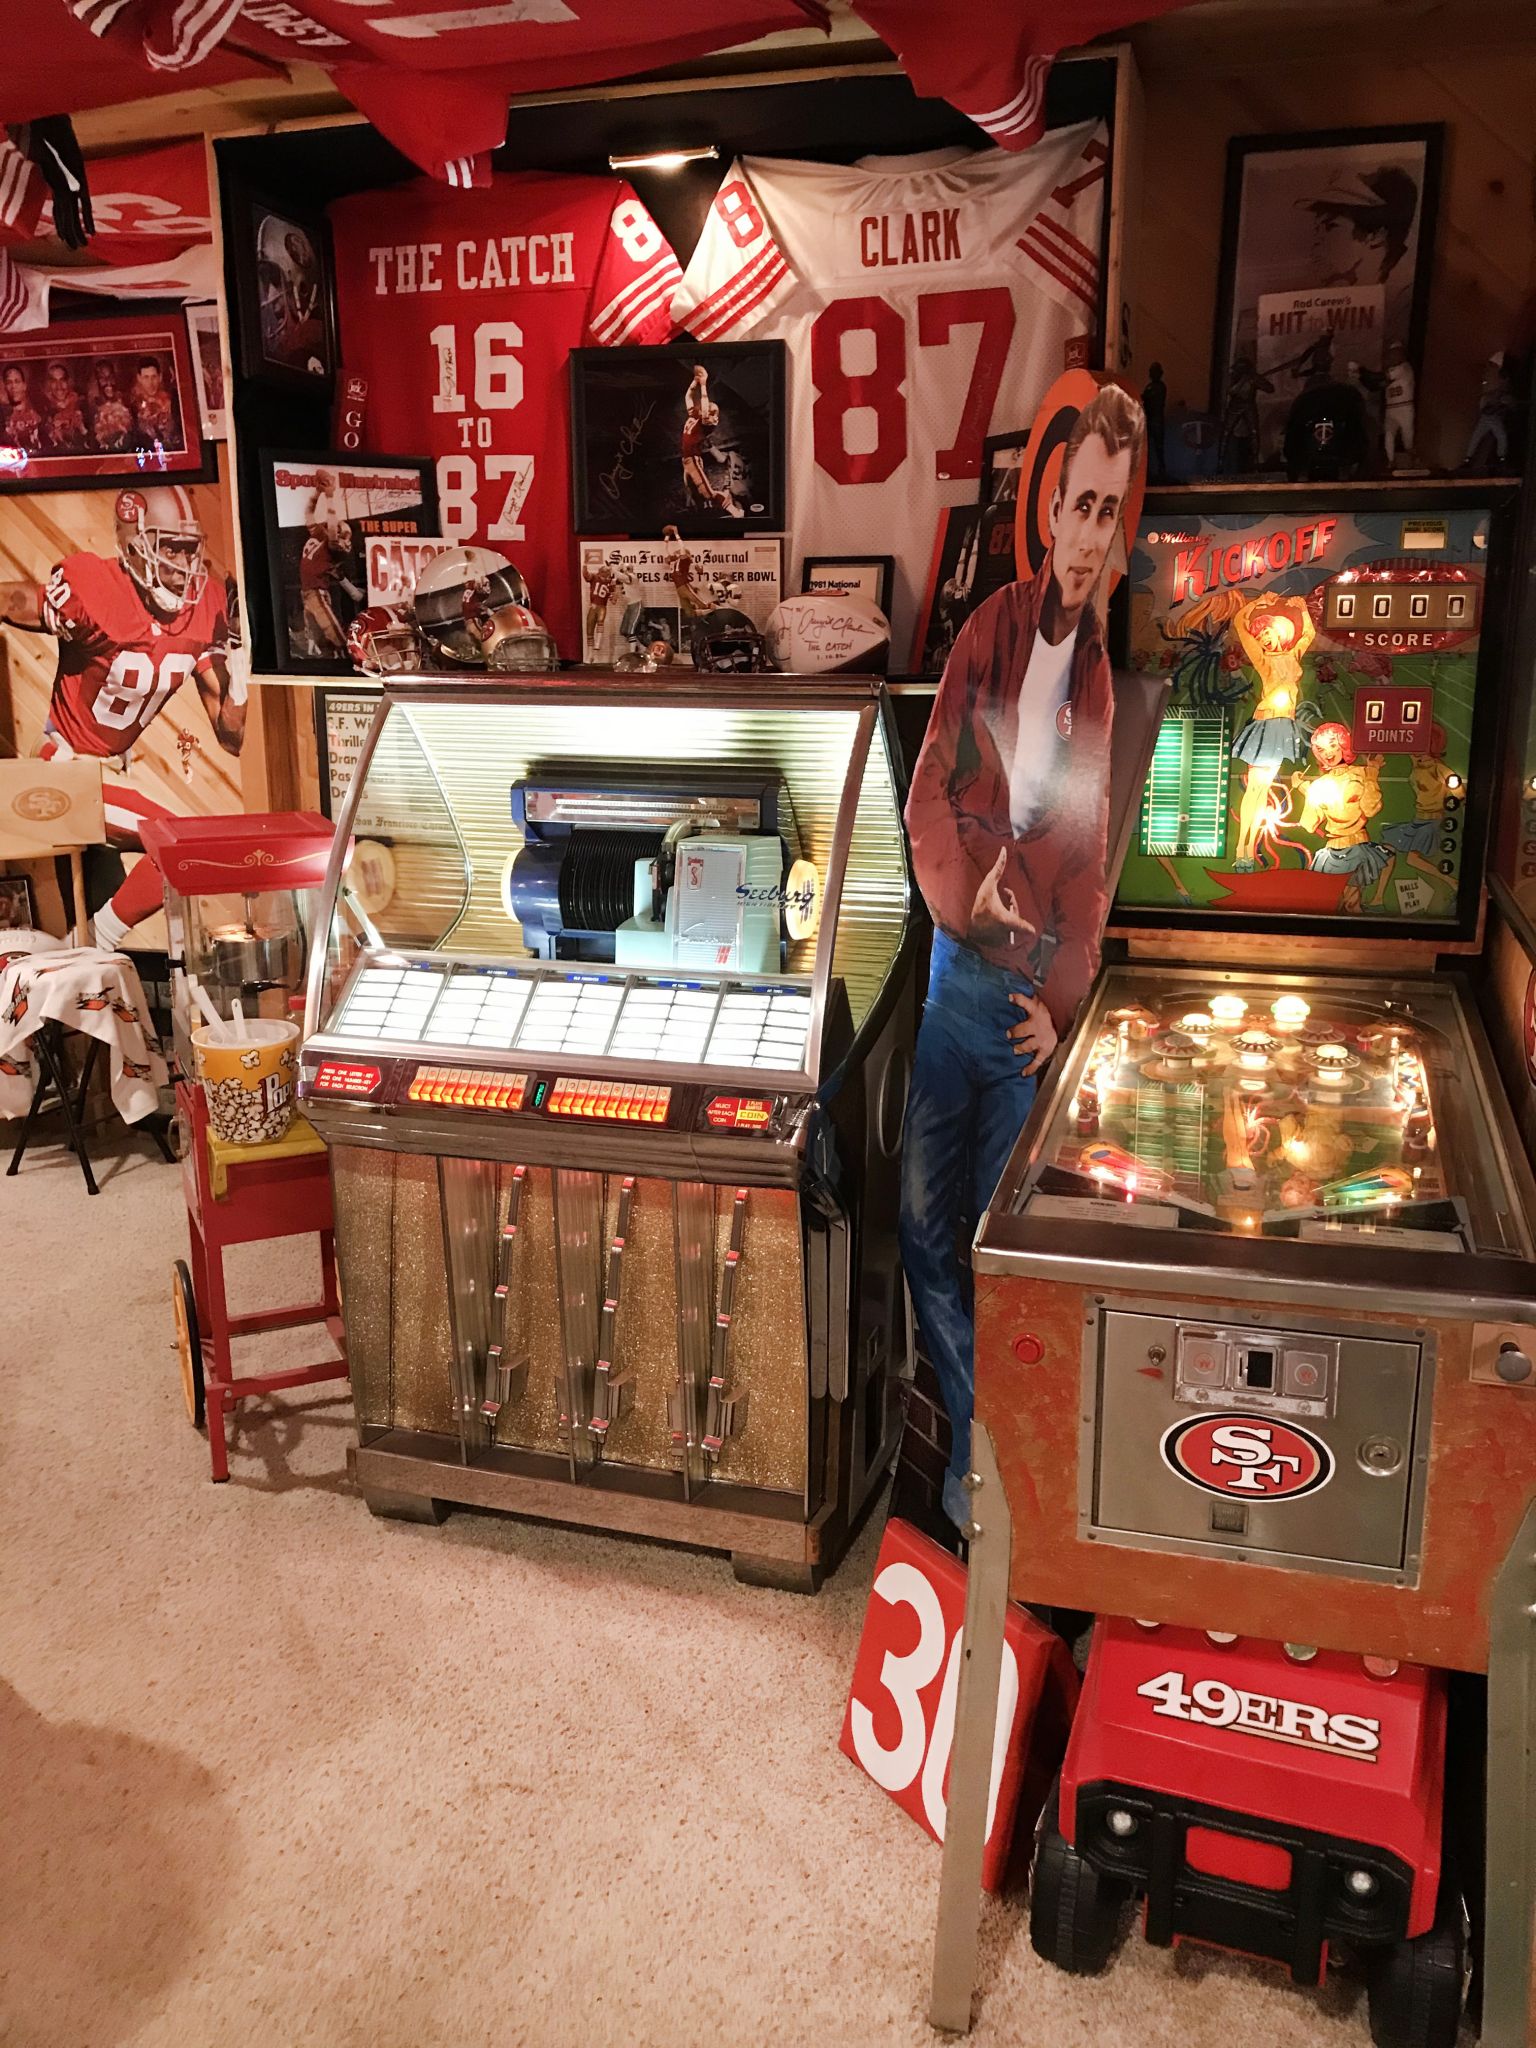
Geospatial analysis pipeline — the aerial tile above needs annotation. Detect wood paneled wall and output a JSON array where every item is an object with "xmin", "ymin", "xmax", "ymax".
[{"xmin": 1128, "ymin": 34, "xmax": 1536, "ymax": 470}]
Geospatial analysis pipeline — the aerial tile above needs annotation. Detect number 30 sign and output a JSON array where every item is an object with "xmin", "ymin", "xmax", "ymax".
[{"xmin": 838, "ymin": 1519, "xmax": 1078, "ymax": 1891}]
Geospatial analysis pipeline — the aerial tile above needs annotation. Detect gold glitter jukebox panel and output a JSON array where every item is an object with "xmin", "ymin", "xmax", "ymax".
[{"xmin": 299, "ymin": 678, "xmax": 915, "ymax": 1590}]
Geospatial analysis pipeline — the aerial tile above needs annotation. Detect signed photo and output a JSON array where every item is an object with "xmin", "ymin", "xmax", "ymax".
[{"xmin": 570, "ymin": 341, "xmax": 786, "ymax": 536}]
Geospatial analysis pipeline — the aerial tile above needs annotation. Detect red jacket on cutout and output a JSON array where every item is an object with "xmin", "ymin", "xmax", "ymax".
[{"xmin": 906, "ymin": 555, "xmax": 1113, "ymax": 1035}]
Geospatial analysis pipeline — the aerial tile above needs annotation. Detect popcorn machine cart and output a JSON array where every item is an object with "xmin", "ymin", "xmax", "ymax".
[{"xmin": 298, "ymin": 676, "xmax": 915, "ymax": 1590}]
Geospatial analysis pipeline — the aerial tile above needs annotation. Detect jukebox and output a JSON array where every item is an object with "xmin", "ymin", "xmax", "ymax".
[{"xmin": 300, "ymin": 675, "xmax": 915, "ymax": 1590}]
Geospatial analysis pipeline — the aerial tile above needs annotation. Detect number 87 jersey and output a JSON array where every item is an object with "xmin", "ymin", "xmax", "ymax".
[
  {"xmin": 330, "ymin": 172, "xmax": 681, "ymax": 661},
  {"xmin": 671, "ymin": 123, "xmax": 1108, "ymax": 668}
]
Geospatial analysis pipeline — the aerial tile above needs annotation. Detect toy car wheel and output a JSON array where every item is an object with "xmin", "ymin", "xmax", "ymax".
[
  {"xmin": 1029, "ymin": 1784, "xmax": 1128, "ymax": 1976},
  {"xmin": 1365, "ymin": 1885, "xmax": 1467, "ymax": 2048},
  {"xmin": 172, "ymin": 1259, "xmax": 205, "ymax": 1430}
]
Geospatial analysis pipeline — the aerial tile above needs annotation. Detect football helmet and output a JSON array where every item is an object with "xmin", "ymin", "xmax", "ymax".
[
  {"xmin": 484, "ymin": 601, "xmax": 559, "ymax": 673},
  {"xmin": 689, "ymin": 606, "xmax": 764, "ymax": 674},
  {"xmin": 413, "ymin": 546, "xmax": 533, "ymax": 667},
  {"xmin": 115, "ymin": 484, "xmax": 206, "ymax": 614},
  {"xmin": 347, "ymin": 603, "xmax": 422, "ymax": 678}
]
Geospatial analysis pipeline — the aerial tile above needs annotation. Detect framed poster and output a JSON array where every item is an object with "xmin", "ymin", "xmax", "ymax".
[
  {"xmin": 1212, "ymin": 127, "xmax": 1441, "ymax": 470},
  {"xmin": 570, "ymin": 341, "xmax": 786, "ymax": 535},
  {"xmin": 259, "ymin": 451, "xmax": 436, "ymax": 675},
  {"xmin": 910, "ymin": 505, "xmax": 980, "ymax": 677},
  {"xmin": 228, "ymin": 185, "xmax": 338, "ymax": 394},
  {"xmin": 185, "ymin": 303, "xmax": 227, "ymax": 439},
  {"xmin": 576, "ymin": 535, "xmax": 782, "ymax": 666},
  {"xmin": 802, "ymin": 555, "xmax": 895, "ymax": 620},
  {"xmin": 0, "ymin": 311, "xmax": 211, "ymax": 491}
]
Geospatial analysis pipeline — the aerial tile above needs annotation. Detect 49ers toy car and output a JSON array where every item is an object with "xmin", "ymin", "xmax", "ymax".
[{"xmin": 1031, "ymin": 1618, "xmax": 1464, "ymax": 2048}]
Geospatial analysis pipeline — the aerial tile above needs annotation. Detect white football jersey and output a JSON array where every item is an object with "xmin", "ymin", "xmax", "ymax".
[{"xmin": 672, "ymin": 125, "xmax": 1108, "ymax": 666}]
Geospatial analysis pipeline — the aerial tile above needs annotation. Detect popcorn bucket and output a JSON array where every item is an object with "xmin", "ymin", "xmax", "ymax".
[{"xmin": 192, "ymin": 1019, "xmax": 300, "ymax": 1145}]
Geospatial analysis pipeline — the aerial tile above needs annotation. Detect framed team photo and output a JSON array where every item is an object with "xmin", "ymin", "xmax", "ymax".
[
  {"xmin": 576, "ymin": 535, "xmax": 782, "ymax": 666},
  {"xmin": 801, "ymin": 555, "xmax": 895, "ymax": 621},
  {"xmin": 258, "ymin": 449, "xmax": 436, "ymax": 676},
  {"xmin": 185, "ymin": 303, "xmax": 228, "ymax": 440},
  {"xmin": 1211, "ymin": 126, "xmax": 1441, "ymax": 469},
  {"xmin": 0, "ymin": 875, "xmax": 37, "ymax": 931},
  {"xmin": 569, "ymin": 340, "xmax": 786, "ymax": 536},
  {"xmin": 0, "ymin": 310, "xmax": 211, "ymax": 492},
  {"xmin": 228, "ymin": 184, "xmax": 339, "ymax": 395}
]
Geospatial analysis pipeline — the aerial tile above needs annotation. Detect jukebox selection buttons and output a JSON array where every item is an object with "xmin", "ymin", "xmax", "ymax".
[
  {"xmin": 547, "ymin": 1077, "xmax": 671, "ymax": 1124},
  {"xmin": 408, "ymin": 1065, "xmax": 527, "ymax": 1111}
]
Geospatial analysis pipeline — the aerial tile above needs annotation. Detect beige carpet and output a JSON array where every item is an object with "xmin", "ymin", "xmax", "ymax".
[{"xmin": 1, "ymin": 1126, "xmax": 1378, "ymax": 2048}]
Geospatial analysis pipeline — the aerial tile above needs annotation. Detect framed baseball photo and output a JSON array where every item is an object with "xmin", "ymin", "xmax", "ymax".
[
  {"xmin": 570, "ymin": 341, "xmax": 786, "ymax": 536},
  {"xmin": 0, "ymin": 311, "xmax": 211, "ymax": 492},
  {"xmin": 1212, "ymin": 126, "xmax": 1442, "ymax": 471},
  {"xmin": 259, "ymin": 451, "xmax": 436, "ymax": 675},
  {"xmin": 801, "ymin": 555, "xmax": 895, "ymax": 620},
  {"xmin": 228, "ymin": 185, "xmax": 339, "ymax": 395},
  {"xmin": 0, "ymin": 875, "xmax": 36, "ymax": 930}
]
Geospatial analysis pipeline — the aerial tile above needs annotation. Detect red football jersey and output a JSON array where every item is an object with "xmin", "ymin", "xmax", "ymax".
[
  {"xmin": 40, "ymin": 551, "xmax": 230, "ymax": 759},
  {"xmin": 330, "ymin": 172, "xmax": 682, "ymax": 659}
]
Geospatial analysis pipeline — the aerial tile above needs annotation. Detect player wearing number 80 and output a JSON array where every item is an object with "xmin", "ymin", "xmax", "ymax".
[{"xmin": 0, "ymin": 485, "xmax": 244, "ymax": 947}]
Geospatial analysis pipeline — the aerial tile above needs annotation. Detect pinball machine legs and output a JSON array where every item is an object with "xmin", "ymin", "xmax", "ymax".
[
  {"xmin": 1483, "ymin": 1495, "xmax": 1536, "ymax": 2048},
  {"xmin": 928, "ymin": 1421, "xmax": 1012, "ymax": 2034}
]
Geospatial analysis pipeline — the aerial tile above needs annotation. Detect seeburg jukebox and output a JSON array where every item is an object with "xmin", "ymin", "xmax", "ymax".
[{"xmin": 300, "ymin": 676, "xmax": 916, "ymax": 1590}]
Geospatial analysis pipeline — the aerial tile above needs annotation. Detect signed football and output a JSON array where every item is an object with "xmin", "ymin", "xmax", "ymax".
[{"xmin": 766, "ymin": 592, "xmax": 890, "ymax": 674}]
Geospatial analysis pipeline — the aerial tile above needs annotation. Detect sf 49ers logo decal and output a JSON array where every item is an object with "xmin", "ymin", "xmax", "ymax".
[
  {"xmin": 1136, "ymin": 1669, "xmax": 1380, "ymax": 1760},
  {"xmin": 1161, "ymin": 1413, "xmax": 1334, "ymax": 1501}
]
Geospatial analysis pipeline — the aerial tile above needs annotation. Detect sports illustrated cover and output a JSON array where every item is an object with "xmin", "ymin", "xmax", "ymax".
[
  {"xmin": 0, "ymin": 478, "xmax": 245, "ymax": 946},
  {"xmin": 365, "ymin": 535, "xmax": 455, "ymax": 610},
  {"xmin": 570, "ymin": 341, "xmax": 786, "ymax": 536},
  {"xmin": 261, "ymin": 453, "xmax": 435, "ymax": 673},
  {"xmin": 576, "ymin": 534, "xmax": 782, "ymax": 666},
  {"xmin": 901, "ymin": 373, "xmax": 1148, "ymax": 1531}
]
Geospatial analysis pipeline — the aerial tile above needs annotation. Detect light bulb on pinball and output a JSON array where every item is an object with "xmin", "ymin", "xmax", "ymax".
[
  {"xmin": 1179, "ymin": 1010, "xmax": 1214, "ymax": 1045},
  {"xmin": 1210, "ymin": 994, "xmax": 1247, "ymax": 1028},
  {"xmin": 1271, "ymin": 994, "xmax": 1310, "ymax": 1031},
  {"xmin": 1312, "ymin": 1042, "xmax": 1353, "ymax": 1083}
]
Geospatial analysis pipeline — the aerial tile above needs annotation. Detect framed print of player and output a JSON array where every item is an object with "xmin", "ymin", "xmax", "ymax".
[
  {"xmin": 801, "ymin": 556, "xmax": 895, "ymax": 621},
  {"xmin": 259, "ymin": 451, "xmax": 436, "ymax": 676},
  {"xmin": 1212, "ymin": 127, "xmax": 1441, "ymax": 473},
  {"xmin": 0, "ymin": 312, "xmax": 211, "ymax": 492},
  {"xmin": 569, "ymin": 341, "xmax": 787, "ymax": 536},
  {"xmin": 902, "ymin": 371, "xmax": 1148, "ymax": 1531},
  {"xmin": 228, "ymin": 185, "xmax": 338, "ymax": 395}
]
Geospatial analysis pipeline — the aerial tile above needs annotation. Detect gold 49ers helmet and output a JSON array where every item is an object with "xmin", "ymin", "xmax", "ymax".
[{"xmin": 114, "ymin": 484, "xmax": 206, "ymax": 615}]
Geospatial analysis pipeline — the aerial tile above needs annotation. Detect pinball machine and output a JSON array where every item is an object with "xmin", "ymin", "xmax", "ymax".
[
  {"xmin": 298, "ymin": 673, "xmax": 915, "ymax": 1591},
  {"xmin": 929, "ymin": 489, "xmax": 1536, "ymax": 2046}
]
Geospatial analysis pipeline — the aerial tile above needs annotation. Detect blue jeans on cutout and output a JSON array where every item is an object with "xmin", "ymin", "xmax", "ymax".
[{"xmin": 899, "ymin": 928, "xmax": 1038, "ymax": 1489}]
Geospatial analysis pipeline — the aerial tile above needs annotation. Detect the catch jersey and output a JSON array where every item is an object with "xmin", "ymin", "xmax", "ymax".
[
  {"xmin": 331, "ymin": 172, "xmax": 682, "ymax": 658},
  {"xmin": 672, "ymin": 124, "xmax": 1109, "ymax": 665},
  {"xmin": 41, "ymin": 553, "xmax": 231, "ymax": 759}
]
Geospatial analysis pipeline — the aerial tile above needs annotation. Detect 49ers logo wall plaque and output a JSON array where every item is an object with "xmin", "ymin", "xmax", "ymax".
[{"xmin": 1161, "ymin": 1414, "xmax": 1334, "ymax": 1502}]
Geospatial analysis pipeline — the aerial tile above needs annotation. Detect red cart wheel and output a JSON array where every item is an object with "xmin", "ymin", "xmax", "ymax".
[{"xmin": 173, "ymin": 1258, "xmax": 206, "ymax": 1429}]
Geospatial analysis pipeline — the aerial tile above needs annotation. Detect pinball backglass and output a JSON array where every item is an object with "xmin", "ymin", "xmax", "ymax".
[{"xmin": 1117, "ymin": 500, "xmax": 1499, "ymax": 933}]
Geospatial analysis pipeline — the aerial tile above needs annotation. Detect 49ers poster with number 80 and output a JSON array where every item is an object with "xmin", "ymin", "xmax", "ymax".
[
  {"xmin": 0, "ymin": 477, "xmax": 246, "ymax": 947},
  {"xmin": 329, "ymin": 170, "xmax": 682, "ymax": 660}
]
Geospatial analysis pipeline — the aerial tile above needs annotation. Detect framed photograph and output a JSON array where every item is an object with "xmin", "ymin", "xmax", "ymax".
[
  {"xmin": 0, "ymin": 311, "xmax": 211, "ymax": 492},
  {"xmin": 185, "ymin": 303, "xmax": 227, "ymax": 439},
  {"xmin": 576, "ymin": 536, "xmax": 782, "ymax": 666},
  {"xmin": 801, "ymin": 555, "xmax": 895, "ymax": 620},
  {"xmin": 259, "ymin": 451, "xmax": 437, "ymax": 675},
  {"xmin": 570, "ymin": 341, "xmax": 786, "ymax": 535},
  {"xmin": 0, "ymin": 875, "xmax": 36, "ymax": 930},
  {"xmin": 970, "ymin": 431, "xmax": 1029, "ymax": 608},
  {"xmin": 228, "ymin": 185, "xmax": 338, "ymax": 394},
  {"xmin": 910, "ymin": 505, "xmax": 980, "ymax": 677},
  {"xmin": 1212, "ymin": 126, "xmax": 1442, "ymax": 471}
]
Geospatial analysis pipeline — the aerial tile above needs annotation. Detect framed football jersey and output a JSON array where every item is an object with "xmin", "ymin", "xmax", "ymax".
[
  {"xmin": 671, "ymin": 124, "xmax": 1109, "ymax": 668},
  {"xmin": 330, "ymin": 171, "xmax": 682, "ymax": 658}
]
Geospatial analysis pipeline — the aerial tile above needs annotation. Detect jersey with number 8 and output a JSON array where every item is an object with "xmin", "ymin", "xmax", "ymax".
[
  {"xmin": 331, "ymin": 173, "xmax": 681, "ymax": 659},
  {"xmin": 672, "ymin": 125, "xmax": 1108, "ymax": 665}
]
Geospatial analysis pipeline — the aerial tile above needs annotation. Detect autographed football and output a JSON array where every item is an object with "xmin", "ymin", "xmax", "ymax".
[{"xmin": 766, "ymin": 592, "xmax": 891, "ymax": 674}]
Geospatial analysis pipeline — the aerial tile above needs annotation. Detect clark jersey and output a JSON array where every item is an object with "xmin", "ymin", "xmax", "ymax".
[
  {"xmin": 672, "ymin": 126, "xmax": 1108, "ymax": 665},
  {"xmin": 330, "ymin": 173, "xmax": 682, "ymax": 658},
  {"xmin": 40, "ymin": 553, "xmax": 231, "ymax": 760}
]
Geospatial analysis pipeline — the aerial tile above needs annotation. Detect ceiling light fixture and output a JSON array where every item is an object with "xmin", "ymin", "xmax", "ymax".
[{"xmin": 607, "ymin": 145, "xmax": 719, "ymax": 173}]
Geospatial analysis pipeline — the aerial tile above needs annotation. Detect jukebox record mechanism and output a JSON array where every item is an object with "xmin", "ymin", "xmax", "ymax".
[{"xmin": 703, "ymin": 1188, "xmax": 752, "ymax": 1461}]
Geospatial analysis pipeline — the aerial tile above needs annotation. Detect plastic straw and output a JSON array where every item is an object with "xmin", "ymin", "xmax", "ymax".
[{"xmin": 191, "ymin": 979, "xmax": 228, "ymax": 1039}]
